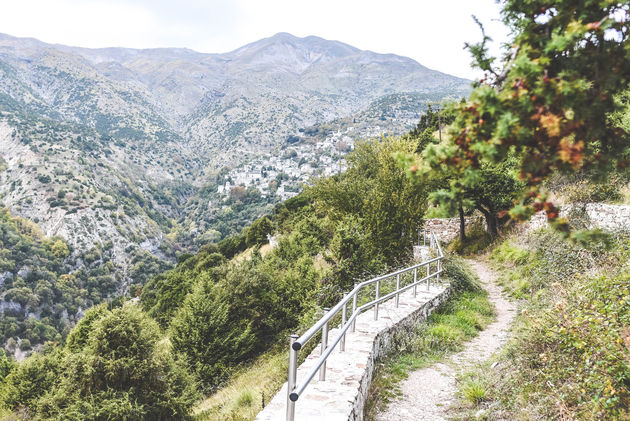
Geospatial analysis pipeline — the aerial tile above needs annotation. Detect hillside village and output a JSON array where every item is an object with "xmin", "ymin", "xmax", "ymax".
[{"xmin": 216, "ymin": 124, "xmax": 388, "ymax": 201}]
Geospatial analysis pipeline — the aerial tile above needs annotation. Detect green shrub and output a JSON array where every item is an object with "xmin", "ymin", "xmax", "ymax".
[
  {"xmin": 34, "ymin": 305, "xmax": 199, "ymax": 420},
  {"xmin": 65, "ymin": 303, "xmax": 108, "ymax": 352},
  {"xmin": 237, "ymin": 390, "xmax": 253, "ymax": 408},
  {"xmin": 1, "ymin": 349, "xmax": 63, "ymax": 410},
  {"xmin": 217, "ymin": 234, "xmax": 247, "ymax": 259},
  {"xmin": 447, "ymin": 224, "xmax": 494, "ymax": 255},
  {"xmin": 563, "ymin": 178, "xmax": 623, "ymax": 203},
  {"xmin": 442, "ymin": 256, "xmax": 484, "ymax": 293},
  {"xmin": 18, "ymin": 339, "xmax": 30, "ymax": 351},
  {"xmin": 489, "ymin": 240, "xmax": 529, "ymax": 265},
  {"xmin": 246, "ymin": 216, "xmax": 274, "ymax": 247}
]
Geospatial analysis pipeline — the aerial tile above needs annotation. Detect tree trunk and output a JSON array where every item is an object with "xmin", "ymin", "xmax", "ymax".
[
  {"xmin": 476, "ymin": 205, "xmax": 499, "ymax": 238},
  {"xmin": 458, "ymin": 204, "xmax": 466, "ymax": 242}
]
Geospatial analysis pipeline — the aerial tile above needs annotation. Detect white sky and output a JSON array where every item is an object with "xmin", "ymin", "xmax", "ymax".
[{"xmin": 0, "ymin": 0, "xmax": 512, "ymax": 80}]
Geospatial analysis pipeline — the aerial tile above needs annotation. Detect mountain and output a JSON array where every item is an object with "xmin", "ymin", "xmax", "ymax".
[
  {"xmin": 0, "ymin": 32, "xmax": 470, "ymax": 306},
  {"xmin": 0, "ymin": 32, "xmax": 469, "ymax": 156}
]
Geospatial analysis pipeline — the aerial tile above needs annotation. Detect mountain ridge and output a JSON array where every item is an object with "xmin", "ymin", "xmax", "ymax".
[{"xmin": 0, "ymin": 29, "xmax": 470, "ymax": 296}]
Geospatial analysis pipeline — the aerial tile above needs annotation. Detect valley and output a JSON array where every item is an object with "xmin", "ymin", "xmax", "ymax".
[{"xmin": 0, "ymin": 31, "xmax": 470, "ymax": 353}]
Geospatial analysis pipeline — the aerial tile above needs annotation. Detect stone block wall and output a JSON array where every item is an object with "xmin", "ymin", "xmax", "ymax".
[
  {"xmin": 423, "ymin": 216, "xmax": 484, "ymax": 243},
  {"xmin": 522, "ymin": 203, "xmax": 630, "ymax": 233},
  {"xmin": 426, "ymin": 203, "xmax": 630, "ymax": 243}
]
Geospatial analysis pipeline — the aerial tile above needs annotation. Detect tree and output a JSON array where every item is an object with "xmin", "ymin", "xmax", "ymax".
[
  {"xmin": 428, "ymin": 157, "xmax": 524, "ymax": 238},
  {"xmin": 170, "ymin": 255, "xmax": 317, "ymax": 391},
  {"xmin": 405, "ymin": 1, "xmax": 630, "ymax": 233},
  {"xmin": 170, "ymin": 279, "xmax": 256, "ymax": 391},
  {"xmin": 1, "ymin": 349, "xmax": 63, "ymax": 410},
  {"xmin": 35, "ymin": 305, "xmax": 199, "ymax": 420},
  {"xmin": 0, "ymin": 349, "xmax": 14, "ymax": 382},
  {"xmin": 463, "ymin": 162, "xmax": 523, "ymax": 237},
  {"xmin": 246, "ymin": 215, "xmax": 274, "ymax": 247},
  {"xmin": 49, "ymin": 238, "xmax": 69, "ymax": 259},
  {"xmin": 229, "ymin": 186, "xmax": 247, "ymax": 203},
  {"xmin": 408, "ymin": 104, "xmax": 457, "ymax": 153},
  {"xmin": 312, "ymin": 136, "xmax": 430, "ymax": 264},
  {"xmin": 64, "ymin": 303, "xmax": 108, "ymax": 352},
  {"xmin": 328, "ymin": 215, "xmax": 374, "ymax": 290}
]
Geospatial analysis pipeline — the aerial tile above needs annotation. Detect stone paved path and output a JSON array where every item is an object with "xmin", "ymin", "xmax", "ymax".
[
  {"xmin": 375, "ymin": 259, "xmax": 516, "ymax": 421},
  {"xmin": 256, "ymin": 284, "xmax": 449, "ymax": 421}
]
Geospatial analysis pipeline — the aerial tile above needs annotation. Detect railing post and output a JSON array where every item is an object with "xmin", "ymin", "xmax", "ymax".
[
  {"xmin": 351, "ymin": 284, "xmax": 358, "ymax": 332},
  {"xmin": 374, "ymin": 280, "xmax": 380, "ymax": 320},
  {"xmin": 287, "ymin": 334, "xmax": 298, "ymax": 421},
  {"xmin": 437, "ymin": 259, "xmax": 441, "ymax": 283},
  {"xmin": 340, "ymin": 293, "xmax": 347, "ymax": 352},
  {"xmin": 427, "ymin": 261, "xmax": 431, "ymax": 291},
  {"xmin": 395, "ymin": 274, "xmax": 400, "ymax": 307},
  {"xmin": 319, "ymin": 308, "xmax": 330, "ymax": 381},
  {"xmin": 413, "ymin": 267, "xmax": 418, "ymax": 297}
]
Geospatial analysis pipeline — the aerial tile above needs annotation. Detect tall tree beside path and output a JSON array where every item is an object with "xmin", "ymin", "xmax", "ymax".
[{"xmin": 402, "ymin": 1, "xmax": 630, "ymax": 234}]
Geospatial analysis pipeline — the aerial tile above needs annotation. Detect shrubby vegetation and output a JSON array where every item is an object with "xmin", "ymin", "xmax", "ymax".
[
  {"xmin": 176, "ymin": 178, "xmax": 276, "ymax": 247},
  {"xmin": 149, "ymin": 136, "xmax": 430, "ymax": 391},
  {"xmin": 0, "ymin": 208, "xmax": 119, "ymax": 351},
  {"xmin": 0, "ymin": 205, "xmax": 175, "ymax": 354},
  {"xmin": 458, "ymin": 227, "xmax": 630, "ymax": 420},
  {"xmin": 1, "ymin": 3, "xmax": 627, "ymax": 417},
  {"xmin": 0, "ymin": 304, "xmax": 199, "ymax": 419}
]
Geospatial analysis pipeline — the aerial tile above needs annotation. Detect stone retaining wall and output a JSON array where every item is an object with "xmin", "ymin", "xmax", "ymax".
[
  {"xmin": 524, "ymin": 203, "xmax": 630, "ymax": 232},
  {"xmin": 255, "ymin": 284, "xmax": 451, "ymax": 421},
  {"xmin": 426, "ymin": 203, "xmax": 630, "ymax": 242},
  {"xmin": 424, "ymin": 216, "xmax": 484, "ymax": 243}
]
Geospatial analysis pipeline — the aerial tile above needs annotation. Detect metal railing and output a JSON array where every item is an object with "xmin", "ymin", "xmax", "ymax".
[{"xmin": 285, "ymin": 230, "xmax": 444, "ymax": 420}]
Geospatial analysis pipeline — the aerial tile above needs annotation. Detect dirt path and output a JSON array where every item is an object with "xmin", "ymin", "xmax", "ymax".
[{"xmin": 375, "ymin": 259, "xmax": 516, "ymax": 421}]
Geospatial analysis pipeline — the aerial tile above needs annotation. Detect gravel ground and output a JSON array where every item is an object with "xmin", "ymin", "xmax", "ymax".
[{"xmin": 375, "ymin": 259, "xmax": 516, "ymax": 421}]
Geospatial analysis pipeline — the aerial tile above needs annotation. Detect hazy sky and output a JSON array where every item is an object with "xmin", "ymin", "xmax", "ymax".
[{"xmin": 0, "ymin": 0, "xmax": 512, "ymax": 80}]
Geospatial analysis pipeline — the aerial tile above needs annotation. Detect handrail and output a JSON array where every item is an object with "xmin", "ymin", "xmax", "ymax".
[{"xmin": 285, "ymin": 230, "xmax": 444, "ymax": 420}]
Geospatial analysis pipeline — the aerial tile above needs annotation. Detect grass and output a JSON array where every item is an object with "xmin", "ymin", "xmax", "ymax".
[
  {"xmin": 461, "ymin": 374, "xmax": 488, "ymax": 405},
  {"xmin": 364, "ymin": 257, "xmax": 495, "ymax": 419},
  {"xmin": 447, "ymin": 224, "xmax": 497, "ymax": 256},
  {"xmin": 193, "ymin": 347, "xmax": 287, "ymax": 421}
]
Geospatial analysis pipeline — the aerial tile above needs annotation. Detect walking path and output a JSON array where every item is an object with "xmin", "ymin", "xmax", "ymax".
[{"xmin": 375, "ymin": 259, "xmax": 516, "ymax": 421}]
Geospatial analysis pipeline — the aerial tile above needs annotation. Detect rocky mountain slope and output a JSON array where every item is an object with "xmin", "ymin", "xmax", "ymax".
[{"xmin": 0, "ymin": 32, "xmax": 470, "ymax": 286}]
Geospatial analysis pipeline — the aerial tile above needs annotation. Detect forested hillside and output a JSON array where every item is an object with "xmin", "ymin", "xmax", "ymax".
[
  {"xmin": 0, "ymin": 32, "xmax": 469, "ymax": 327},
  {"xmin": 0, "ymin": 207, "xmax": 144, "ymax": 355},
  {"xmin": 0, "ymin": 31, "xmax": 471, "ymax": 360},
  {"xmin": 0, "ymin": 133, "xmax": 438, "ymax": 418}
]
